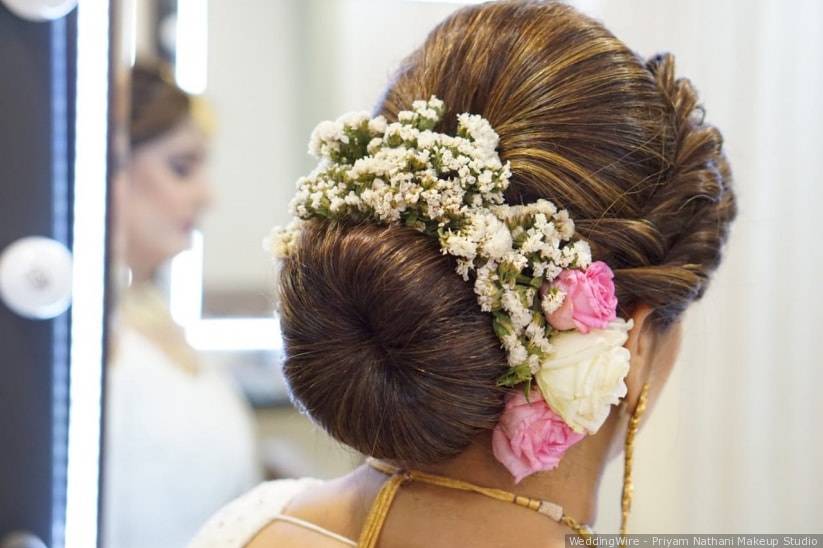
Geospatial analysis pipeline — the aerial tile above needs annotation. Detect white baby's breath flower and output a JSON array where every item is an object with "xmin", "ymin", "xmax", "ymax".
[
  {"xmin": 532, "ymin": 261, "xmax": 548, "ymax": 278},
  {"xmin": 533, "ymin": 213, "xmax": 559, "ymax": 241},
  {"xmin": 344, "ymin": 191, "xmax": 362, "ymax": 207},
  {"xmin": 337, "ymin": 111, "xmax": 369, "ymax": 127},
  {"xmin": 560, "ymin": 244, "xmax": 584, "ymax": 268},
  {"xmin": 507, "ymin": 340, "xmax": 529, "ymax": 367},
  {"xmin": 529, "ymin": 199, "xmax": 557, "ymax": 217},
  {"xmin": 481, "ymin": 216, "xmax": 514, "ymax": 259},
  {"xmin": 443, "ymin": 232, "xmax": 478, "ymax": 260},
  {"xmin": 428, "ymin": 96, "xmax": 444, "ymax": 111},
  {"xmin": 309, "ymin": 191, "xmax": 323, "ymax": 209},
  {"xmin": 524, "ymin": 320, "xmax": 543, "ymax": 340},
  {"xmin": 368, "ymin": 115, "xmax": 387, "ymax": 135},
  {"xmin": 500, "ymin": 332, "xmax": 520, "ymax": 351},
  {"xmin": 398, "ymin": 111, "xmax": 415, "ymax": 123},
  {"xmin": 308, "ymin": 120, "xmax": 343, "ymax": 156},
  {"xmin": 501, "ymin": 251, "xmax": 528, "ymax": 272},
  {"xmin": 417, "ymin": 131, "xmax": 437, "ymax": 149},
  {"xmin": 572, "ymin": 240, "xmax": 592, "ymax": 269},
  {"xmin": 528, "ymin": 354, "xmax": 541, "ymax": 374},
  {"xmin": 455, "ymin": 259, "xmax": 473, "ymax": 281},
  {"xmin": 520, "ymin": 230, "xmax": 546, "ymax": 255},
  {"xmin": 473, "ymin": 260, "xmax": 500, "ymax": 312},
  {"xmin": 501, "ymin": 289, "xmax": 532, "ymax": 331},
  {"xmin": 477, "ymin": 170, "xmax": 493, "ymax": 187},
  {"xmin": 544, "ymin": 263, "xmax": 563, "ymax": 281},
  {"xmin": 420, "ymin": 108, "xmax": 439, "ymax": 121},
  {"xmin": 457, "ymin": 112, "xmax": 500, "ymax": 157},
  {"xmin": 541, "ymin": 286, "xmax": 566, "ymax": 316},
  {"xmin": 329, "ymin": 197, "xmax": 345, "ymax": 212},
  {"xmin": 554, "ymin": 209, "xmax": 575, "ymax": 239},
  {"xmin": 263, "ymin": 224, "xmax": 299, "ymax": 259},
  {"xmin": 525, "ymin": 321, "xmax": 553, "ymax": 354},
  {"xmin": 366, "ymin": 137, "xmax": 383, "ymax": 155}
]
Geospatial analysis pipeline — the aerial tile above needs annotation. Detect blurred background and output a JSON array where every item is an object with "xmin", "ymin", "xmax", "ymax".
[{"xmin": 0, "ymin": 1, "xmax": 820, "ymax": 547}]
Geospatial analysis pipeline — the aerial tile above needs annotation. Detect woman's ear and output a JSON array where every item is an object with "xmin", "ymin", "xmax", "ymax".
[
  {"xmin": 622, "ymin": 306, "xmax": 683, "ymax": 426},
  {"xmin": 622, "ymin": 305, "xmax": 658, "ymax": 417}
]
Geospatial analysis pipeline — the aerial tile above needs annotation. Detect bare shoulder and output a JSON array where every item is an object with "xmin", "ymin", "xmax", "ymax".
[
  {"xmin": 247, "ymin": 464, "xmax": 386, "ymax": 548},
  {"xmin": 246, "ymin": 519, "xmax": 353, "ymax": 548}
]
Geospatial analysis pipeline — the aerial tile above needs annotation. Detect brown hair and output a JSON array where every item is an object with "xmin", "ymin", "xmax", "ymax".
[
  {"xmin": 129, "ymin": 61, "xmax": 191, "ymax": 147},
  {"xmin": 278, "ymin": 0, "xmax": 736, "ymax": 466}
]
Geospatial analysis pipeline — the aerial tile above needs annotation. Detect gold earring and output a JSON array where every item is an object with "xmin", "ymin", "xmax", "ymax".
[{"xmin": 620, "ymin": 381, "xmax": 650, "ymax": 538}]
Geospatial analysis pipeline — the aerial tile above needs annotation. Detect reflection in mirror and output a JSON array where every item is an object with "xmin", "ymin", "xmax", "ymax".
[
  {"xmin": 103, "ymin": 1, "xmax": 461, "ymax": 546},
  {"xmin": 106, "ymin": 58, "xmax": 263, "ymax": 548}
]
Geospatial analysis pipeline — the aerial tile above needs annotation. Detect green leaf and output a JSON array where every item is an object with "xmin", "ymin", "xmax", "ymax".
[
  {"xmin": 522, "ymin": 379, "xmax": 534, "ymax": 401},
  {"xmin": 516, "ymin": 273, "xmax": 533, "ymax": 286},
  {"xmin": 403, "ymin": 211, "xmax": 418, "ymax": 227},
  {"xmin": 496, "ymin": 363, "xmax": 532, "ymax": 387},
  {"xmin": 492, "ymin": 312, "xmax": 513, "ymax": 339}
]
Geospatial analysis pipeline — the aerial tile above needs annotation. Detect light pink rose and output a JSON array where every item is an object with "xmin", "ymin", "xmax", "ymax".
[
  {"xmin": 544, "ymin": 261, "xmax": 617, "ymax": 334},
  {"xmin": 492, "ymin": 390, "xmax": 585, "ymax": 483}
]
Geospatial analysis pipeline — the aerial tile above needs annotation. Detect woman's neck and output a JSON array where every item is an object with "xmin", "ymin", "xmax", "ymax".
[
  {"xmin": 128, "ymin": 264, "xmax": 155, "ymax": 285},
  {"xmin": 401, "ymin": 414, "xmax": 623, "ymax": 528}
]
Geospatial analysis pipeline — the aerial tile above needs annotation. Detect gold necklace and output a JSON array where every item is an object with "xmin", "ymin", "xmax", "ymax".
[
  {"xmin": 357, "ymin": 381, "xmax": 651, "ymax": 547},
  {"xmin": 360, "ymin": 458, "xmax": 593, "ymax": 546}
]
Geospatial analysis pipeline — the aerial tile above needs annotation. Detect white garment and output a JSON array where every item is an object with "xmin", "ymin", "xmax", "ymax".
[
  {"xmin": 104, "ymin": 326, "xmax": 262, "ymax": 548},
  {"xmin": 189, "ymin": 478, "xmax": 357, "ymax": 547}
]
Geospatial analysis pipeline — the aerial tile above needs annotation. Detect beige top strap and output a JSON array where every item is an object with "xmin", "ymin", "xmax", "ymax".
[{"xmin": 271, "ymin": 515, "xmax": 357, "ymax": 546}]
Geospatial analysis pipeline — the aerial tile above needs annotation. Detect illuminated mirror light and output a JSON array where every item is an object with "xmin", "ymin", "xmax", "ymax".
[
  {"xmin": 175, "ymin": 0, "xmax": 207, "ymax": 94},
  {"xmin": 64, "ymin": 0, "xmax": 109, "ymax": 547}
]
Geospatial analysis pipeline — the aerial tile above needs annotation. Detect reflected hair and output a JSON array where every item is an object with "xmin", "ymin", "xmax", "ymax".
[{"xmin": 129, "ymin": 61, "xmax": 191, "ymax": 147}]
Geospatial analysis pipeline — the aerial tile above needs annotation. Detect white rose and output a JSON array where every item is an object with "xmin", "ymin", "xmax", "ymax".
[{"xmin": 535, "ymin": 319, "xmax": 634, "ymax": 434}]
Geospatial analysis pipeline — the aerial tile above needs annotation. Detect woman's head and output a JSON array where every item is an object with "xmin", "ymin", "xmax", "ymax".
[
  {"xmin": 120, "ymin": 62, "xmax": 211, "ymax": 279},
  {"xmin": 278, "ymin": 1, "xmax": 736, "ymax": 467}
]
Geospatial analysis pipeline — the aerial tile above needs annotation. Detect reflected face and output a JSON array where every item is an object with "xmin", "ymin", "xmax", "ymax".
[{"xmin": 122, "ymin": 119, "xmax": 211, "ymax": 277}]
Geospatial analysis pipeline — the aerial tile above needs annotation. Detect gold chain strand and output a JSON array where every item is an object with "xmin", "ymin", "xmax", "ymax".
[
  {"xmin": 362, "ymin": 380, "xmax": 652, "ymax": 547},
  {"xmin": 357, "ymin": 472, "xmax": 407, "ymax": 547},
  {"xmin": 363, "ymin": 458, "xmax": 593, "ymax": 545},
  {"xmin": 620, "ymin": 381, "xmax": 650, "ymax": 538}
]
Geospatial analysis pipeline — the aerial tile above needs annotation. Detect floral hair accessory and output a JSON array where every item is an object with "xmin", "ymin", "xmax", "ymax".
[
  {"xmin": 267, "ymin": 97, "xmax": 632, "ymax": 479},
  {"xmin": 543, "ymin": 261, "xmax": 617, "ymax": 333},
  {"xmin": 492, "ymin": 389, "xmax": 585, "ymax": 483},
  {"xmin": 535, "ymin": 318, "xmax": 632, "ymax": 434}
]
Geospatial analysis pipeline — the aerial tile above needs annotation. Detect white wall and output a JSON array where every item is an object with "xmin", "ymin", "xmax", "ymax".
[
  {"xmin": 201, "ymin": 0, "xmax": 304, "ymax": 295},
  {"xmin": 579, "ymin": 0, "xmax": 823, "ymax": 532}
]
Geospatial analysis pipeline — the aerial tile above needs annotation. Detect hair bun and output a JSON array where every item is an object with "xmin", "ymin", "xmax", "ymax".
[{"xmin": 278, "ymin": 221, "xmax": 507, "ymax": 465}]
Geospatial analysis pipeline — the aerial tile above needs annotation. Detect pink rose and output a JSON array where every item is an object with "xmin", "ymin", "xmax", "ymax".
[
  {"xmin": 492, "ymin": 390, "xmax": 585, "ymax": 483},
  {"xmin": 544, "ymin": 261, "xmax": 617, "ymax": 334}
]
